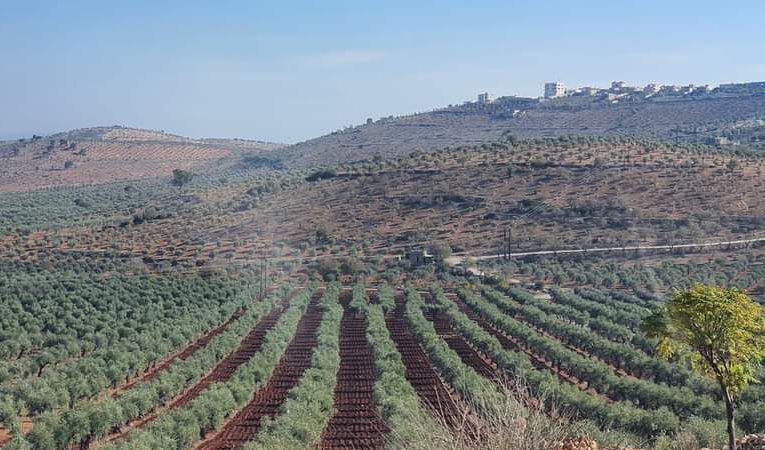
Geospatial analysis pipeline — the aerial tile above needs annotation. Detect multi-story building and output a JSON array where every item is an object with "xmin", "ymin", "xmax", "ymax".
[
  {"xmin": 544, "ymin": 82, "xmax": 566, "ymax": 98},
  {"xmin": 581, "ymin": 87, "xmax": 601, "ymax": 96},
  {"xmin": 611, "ymin": 81, "xmax": 626, "ymax": 91},
  {"xmin": 717, "ymin": 81, "xmax": 765, "ymax": 94},
  {"xmin": 660, "ymin": 85, "xmax": 681, "ymax": 95},
  {"xmin": 477, "ymin": 92, "xmax": 495, "ymax": 104},
  {"xmin": 643, "ymin": 83, "xmax": 660, "ymax": 95}
]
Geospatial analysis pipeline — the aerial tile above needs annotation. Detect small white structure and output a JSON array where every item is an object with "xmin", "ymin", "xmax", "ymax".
[
  {"xmin": 477, "ymin": 92, "xmax": 495, "ymax": 104},
  {"xmin": 611, "ymin": 81, "xmax": 626, "ymax": 91},
  {"xmin": 643, "ymin": 83, "xmax": 660, "ymax": 94},
  {"xmin": 544, "ymin": 82, "xmax": 566, "ymax": 99}
]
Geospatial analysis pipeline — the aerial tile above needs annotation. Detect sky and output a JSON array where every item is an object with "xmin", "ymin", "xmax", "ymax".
[{"xmin": 1, "ymin": 1, "xmax": 764, "ymax": 143}]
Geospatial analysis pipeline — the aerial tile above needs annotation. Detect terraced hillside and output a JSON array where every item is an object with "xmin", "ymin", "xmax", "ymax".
[
  {"xmin": 269, "ymin": 92, "xmax": 765, "ymax": 167},
  {"xmin": 0, "ymin": 127, "xmax": 283, "ymax": 192},
  {"xmin": 3, "ymin": 136, "xmax": 765, "ymax": 272}
]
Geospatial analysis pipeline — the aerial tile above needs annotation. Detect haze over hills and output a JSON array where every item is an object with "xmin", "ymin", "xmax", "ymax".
[
  {"xmin": 6, "ymin": 2, "xmax": 765, "ymax": 449},
  {"xmin": 3, "ymin": 80, "xmax": 765, "ymax": 189},
  {"xmin": 3, "ymin": 92, "xmax": 765, "ymax": 450}
]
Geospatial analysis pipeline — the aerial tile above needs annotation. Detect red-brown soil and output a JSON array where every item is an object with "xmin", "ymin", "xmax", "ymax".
[
  {"xmin": 317, "ymin": 290, "xmax": 388, "ymax": 449},
  {"xmin": 195, "ymin": 291, "xmax": 324, "ymax": 450}
]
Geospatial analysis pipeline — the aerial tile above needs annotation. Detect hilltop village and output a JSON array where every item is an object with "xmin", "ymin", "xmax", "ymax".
[{"xmin": 474, "ymin": 80, "xmax": 765, "ymax": 105}]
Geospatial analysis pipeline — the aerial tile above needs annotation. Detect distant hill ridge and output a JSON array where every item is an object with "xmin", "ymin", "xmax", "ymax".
[
  {"xmin": 47, "ymin": 126, "xmax": 192, "ymax": 143},
  {"xmin": 267, "ymin": 82, "xmax": 765, "ymax": 167},
  {"xmin": 44, "ymin": 126, "xmax": 284, "ymax": 149},
  {"xmin": 0, "ymin": 126, "xmax": 285, "ymax": 192}
]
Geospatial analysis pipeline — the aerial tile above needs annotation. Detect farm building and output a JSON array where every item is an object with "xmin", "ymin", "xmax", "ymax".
[{"xmin": 406, "ymin": 248, "xmax": 434, "ymax": 267}]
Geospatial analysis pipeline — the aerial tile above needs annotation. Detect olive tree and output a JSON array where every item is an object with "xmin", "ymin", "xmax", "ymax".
[
  {"xmin": 642, "ymin": 284, "xmax": 765, "ymax": 450},
  {"xmin": 171, "ymin": 169, "xmax": 194, "ymax": 189}
]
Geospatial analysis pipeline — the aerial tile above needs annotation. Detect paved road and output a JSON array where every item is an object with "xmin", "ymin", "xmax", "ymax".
[{"xmin": 445, "ymin": 236, "xmax": 765, "ymax": 267}]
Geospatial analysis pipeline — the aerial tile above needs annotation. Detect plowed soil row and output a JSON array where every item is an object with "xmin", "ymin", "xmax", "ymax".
[
  {"xmin": 196, "ymin": 291, "xmax": 324, "ymax": 450},
  {"xmin": 521, "ymin": 318, "xmax": 635, "ymax": 379},
  {"xmin": 450, "ymin": 295, "xmax": 609, "ymax": 401},
  {"xmin": 1, "ymin": 300, "xmax": 265, "ymax": 447},
  {"xmin": 427, "ymin": 315, "xmax": 499, "ymax": 382},
  {"xmin": 503, "ymin": 293, "xmax": 636, "ymax": 378},
  {"xmin": 422, "ymin": 293, "xmax": 499, "ymax": 382},
  {"xmin": 114, "ymin": 309, "xmax": 246, "ymax": 396},
  {"xmin": 102, "ymin": 293, "xmax": 294, "ymax": 446},
  {"xmin": 384, "ymin": 293, "xmax": 466, "ymax": 430},
  {"xmin": 116, "ymin": 286, "xmax": 283, "ymax": 395},
  {"xmin": 317, "ymin": 290, "xmax": 388, "ymax": 450}
]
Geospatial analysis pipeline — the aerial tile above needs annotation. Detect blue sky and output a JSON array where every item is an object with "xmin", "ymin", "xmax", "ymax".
[{"xmin": 1, "ymin": 1, "xmax": 764, "ymax": 143}]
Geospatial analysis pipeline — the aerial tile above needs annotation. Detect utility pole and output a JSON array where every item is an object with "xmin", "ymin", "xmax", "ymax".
[
  {"xmin": 258, "ymin": 256, "xmax": 269, "ymax": 301},
  {"xmin": 264, "ymin": 257, "xmax": 269, "ymax": 296},
  {"xmin": 258, "ymin": 259, "xmax": 264, "ymax": 300},
  {"xmin": 503, "ymin": 227, "xmax": 512, "ymax": 260}
]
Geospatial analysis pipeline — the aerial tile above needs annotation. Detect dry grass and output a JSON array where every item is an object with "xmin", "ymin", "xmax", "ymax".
[
  {"xmin": 386, "ymin": 379, "xmax": 641, "ymax": 450},
  {"xmin": 383, "ymin": 377, "xmax": 734, "ymax": 450}
]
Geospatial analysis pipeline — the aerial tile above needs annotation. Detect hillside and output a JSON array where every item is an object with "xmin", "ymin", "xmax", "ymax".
[
  {"xmin": 0, "ymin": 127, "xmax": 284, "ymax": 192},
  {"xmin": 3, "ymin": 137, "xmax": 765, "ymax": 450},
  {"xmin": 4, "ymin": 136, "xmax": 765, "ymax": 271},
  {"xmin": 4, "ymin": 87, "xmax": 765, "ymax": 192},
  {"xmin": 268, "ymin": 89, "xmax": 765, "ymax": 168}
]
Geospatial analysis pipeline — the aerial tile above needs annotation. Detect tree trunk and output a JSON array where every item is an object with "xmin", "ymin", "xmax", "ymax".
[{"xmin": 721, "ymin": 382, "xmax": 736, "ymax": 450}]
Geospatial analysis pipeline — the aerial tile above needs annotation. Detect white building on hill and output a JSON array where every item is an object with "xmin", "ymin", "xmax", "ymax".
[
  {"xmin": 544, "ymin": 82, "xmax": 566, "ymax": 98},
  {"xmin": 477, "ymin": 92, "xmax": 495, "ymax": 104}
]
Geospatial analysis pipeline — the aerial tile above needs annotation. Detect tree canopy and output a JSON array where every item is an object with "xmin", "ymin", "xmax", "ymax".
[
  {"xmin": 171, "ymin": 169, "xmax": 194, "ymax": 188},
  {"xmin": 642, "ymin": 284, "xmax": 765, "ymax": 450}
]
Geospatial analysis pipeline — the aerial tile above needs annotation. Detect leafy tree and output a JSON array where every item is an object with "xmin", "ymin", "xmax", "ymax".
[
  {"xmin": 171, "ymin": 169, "xmax": 194, "ymax": 188},
  {"xmin": 506, "ymin": 163, "xmax": 517, "ymax": 178},
  {"xmin": 304, "ymin": 169, "xmax": 336, "ymax": 182},
  {"xmin": 642, "ymin": 284, "xmax": 765, "ymax": 450},
  {"xmin": 314, "ymin": 223, "xmax": 333, "ymax": 245},
  {"xmin": 316, "ymin": 258, "xmax": 340, "ymax": 281},
  {"xmin": 428, "ymin": 241, "xmax": 452, "ymax": 266}
]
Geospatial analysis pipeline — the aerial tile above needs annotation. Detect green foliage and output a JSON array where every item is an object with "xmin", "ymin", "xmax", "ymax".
[
  {"xmin": 377, "ymin": 284, "xmax": 395, "ymax": 313},
  {"xmin": 171, "ymin": 169, "xmax": 194, "ymax": 188},
  {"xmin": 480, "ymin": 286, "xmax": 724, "ymax": 419},
  {"xmin": 456, "ymin": 287, "xmax": 684, "ymax": 438},
  {"xmin": 304, "ymin": 169, "xmax": 336, "ymax": 182},
  {"xmin": 493, "ymin": 256, "xmax": 765, "ymax": 302},
  {"xmin": 313, "ymin": 223, "xmax": 334, "ymax": 246},
  {"xmin": 643, "ymin": 284, "xmax": 765, "ymax": 394},
  {"xmin": 506, "ymin": 163, "xmax": 517, "ymax": 178},
  {"xmin": 349, "ymin": 283, "xmax": 367, "ymax": 313},
  {"xmin": 405, "ymin": 288, "xmax": 505, "ymax": 416},
  {"xmin": 643, "ymin": 284, "xmax": 765, "ymax": 450},
  {"xmin": 0, "ymin": 267, "xmax": 248, "ymax": 418},
  {"xmin": 245, "ymin": 284, "xmax": 342, "ymax": 450},
  {"xmin": 507, "ymin": 287, "xmax": 707, "ymax": 392},
  {"xmin": 428, "ymin": 241, "xmax": 452, "ymax": 266},
  {"xmin": 0, "ymin": 400, "xmax": 21, "ymax": 441},
  {"xmin": 22, "ymin": 285, "xmax": 292, "ymax": 450},
  {"xmin": 100, "ymin": 285, "xmax": 317, "ymax": 450},
  {"xmin": 365, "ymin": 286, "xmax": 438, "ymax": 447}
]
